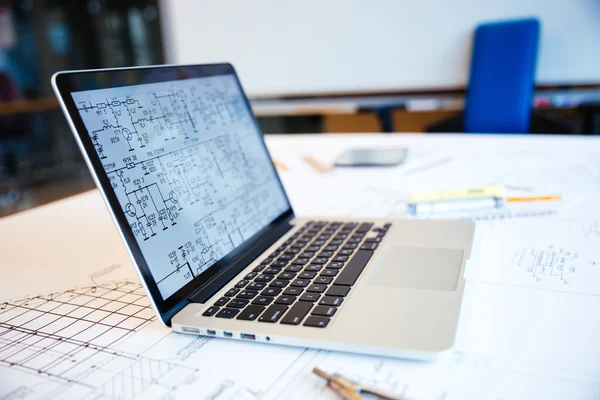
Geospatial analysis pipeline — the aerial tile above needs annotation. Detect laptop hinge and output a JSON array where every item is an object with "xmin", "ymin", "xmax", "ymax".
[{"xmin": 187, "ymin": 219, "xmax": 294, "ymax": 304}]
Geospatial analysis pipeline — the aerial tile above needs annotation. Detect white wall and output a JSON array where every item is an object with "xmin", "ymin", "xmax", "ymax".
[{"xmin": 160, "ymin": 0, "xmax": 600, "ymax": 97}]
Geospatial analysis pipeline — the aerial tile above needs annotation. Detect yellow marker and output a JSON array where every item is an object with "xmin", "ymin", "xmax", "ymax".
[
  {"xmin": 506, "ymin": 195, "xmax": 562, "ymax": 203},
  {"xmin": 409, "ymin": 185, "xmax": 506, "ymax": 203}
]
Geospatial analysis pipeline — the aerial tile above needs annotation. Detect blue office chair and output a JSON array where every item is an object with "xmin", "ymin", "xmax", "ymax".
[{"xmin": 464, "ymin": 18, "xmax": 540, "ymax": 134}]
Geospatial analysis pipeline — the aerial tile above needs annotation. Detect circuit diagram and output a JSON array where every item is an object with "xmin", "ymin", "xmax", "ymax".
[{"xmin": 72, "ymin": 76, "xmax": 289, "ymax": 298}]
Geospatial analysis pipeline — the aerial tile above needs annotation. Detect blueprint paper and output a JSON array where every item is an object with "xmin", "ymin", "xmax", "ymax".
[
  {"xmin": 2, "ymin": 280, "xmax": 599, "ymax": 400},
  {"xmin": 466, "ymin": 219, "xmax": 600, "ymax": 295},
  {"xmin": 3, "ymin": 134, "xmax": 600, "ymax": 399}
]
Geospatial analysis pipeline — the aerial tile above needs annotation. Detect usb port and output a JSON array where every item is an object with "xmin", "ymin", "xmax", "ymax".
[
  {"xmin": 223, "ymin": 331, "xmax": 233, "ymax": 338},
  {"xmin": 206, "ymin": 329, "xmax": 216, "ymax": 336},
  {"xmin": 240, "ymin": 333, "xmax": 256, "ymax": 340},
  {"xmin": 181, "ymin": 326, "xmax": 200, "ymax": 334}
]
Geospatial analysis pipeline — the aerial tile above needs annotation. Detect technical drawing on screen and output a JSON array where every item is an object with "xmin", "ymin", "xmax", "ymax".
[{"xmin": 71, "ymin": 75, "xmax": 289, "ymax": 300}]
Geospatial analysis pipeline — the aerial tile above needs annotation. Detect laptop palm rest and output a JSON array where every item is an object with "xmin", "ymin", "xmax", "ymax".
[{"xmin": 368, "ymin": 246, "xmax": 463, "ymax": 291}]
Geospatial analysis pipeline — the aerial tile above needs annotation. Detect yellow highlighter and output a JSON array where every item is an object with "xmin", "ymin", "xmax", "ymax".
[{"xmin": 408, "ymin": 185, "xmax": 506, "ymax": 215}]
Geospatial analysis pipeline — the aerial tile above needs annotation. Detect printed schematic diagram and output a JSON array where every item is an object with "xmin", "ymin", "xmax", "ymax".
[
  {"xmin": 512, "ymin": 246, "xmax": 578, "ymax": 285},
  {"xmin": 72, "ymin": 75, "xmax": 289, "ymax": 299}
]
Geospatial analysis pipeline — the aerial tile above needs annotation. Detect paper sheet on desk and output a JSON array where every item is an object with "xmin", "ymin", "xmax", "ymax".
[{"xmin": 466, "ymin": 219, "xmax": 600, "ymax": 296}]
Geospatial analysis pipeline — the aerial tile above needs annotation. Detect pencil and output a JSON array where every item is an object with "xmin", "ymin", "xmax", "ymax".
[
  {"xmin": 302, "ymin": 156, "xmax": 333, "ymax": 173},
  {"xmin": 273, "ymin": 160, "xmax": 289, "ymax": 172}
]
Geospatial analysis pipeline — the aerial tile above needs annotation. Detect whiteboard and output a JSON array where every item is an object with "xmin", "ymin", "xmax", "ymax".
[{"xmin": 160, "ymin": 0, "xmax": 600, "ymax": 97}]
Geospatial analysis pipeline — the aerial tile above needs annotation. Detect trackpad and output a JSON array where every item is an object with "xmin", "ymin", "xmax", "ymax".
[{"xmin": 368, "ymin": 246, "xmax": 463, "ymax": 291}]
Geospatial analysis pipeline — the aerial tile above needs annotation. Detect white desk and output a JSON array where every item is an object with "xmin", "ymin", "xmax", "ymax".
[{"xmin": 1, "ymin": 134, "xmax": 599, "ymax": 399}]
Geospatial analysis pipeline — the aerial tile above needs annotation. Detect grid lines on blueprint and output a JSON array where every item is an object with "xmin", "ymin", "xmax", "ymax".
[{"xmin": 0, "ymin": 282, "xmax": 179, "ymax": 398}]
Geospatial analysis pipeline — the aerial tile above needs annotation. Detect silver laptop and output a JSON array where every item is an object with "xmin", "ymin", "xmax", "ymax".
[{"xmin": 52, "ymin": 64, "xmax": 474, "ymax": 361}]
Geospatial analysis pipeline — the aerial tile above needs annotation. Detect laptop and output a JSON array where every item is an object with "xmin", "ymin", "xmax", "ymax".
[{"xmin": 52, "ymin": 63, "xmax": 474, "ymax": 360}]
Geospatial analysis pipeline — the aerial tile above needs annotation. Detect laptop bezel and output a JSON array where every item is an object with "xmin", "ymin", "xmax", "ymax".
[{"xmin": 52, "ymin": 63, "xmax": 294, "ymax": 325}]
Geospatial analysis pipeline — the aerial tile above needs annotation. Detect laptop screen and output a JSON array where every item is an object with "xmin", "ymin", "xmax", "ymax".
[{"xmin": 71, "ymin": 74, "xmax": 290, "ymax": 300}]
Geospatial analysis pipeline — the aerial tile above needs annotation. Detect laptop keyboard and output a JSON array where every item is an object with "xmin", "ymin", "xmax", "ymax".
[{"xmin": 199, "ymin": 220, "xmax": 391, "ymax": 328}]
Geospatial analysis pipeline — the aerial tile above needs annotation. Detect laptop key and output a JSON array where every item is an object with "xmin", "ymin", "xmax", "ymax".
[
  {"xmin": 225, "ymin": 288, "xmax": 240, "ymax": 297},
  {"xmin": 334, "ymin": 250, "xmax": 374, "ymax": 286},
  {"xmin": 317, "ymin": 251, "xmax": 334, "ymax": 258},
  {"xmin": 214, "ymin": 296, "xmax": 230, "ymax": 307},
  {"xmin": 326, "ymin": 262, "xmax": 344, "ymax": 270},
  {"xmin": 273, "ymin": 260, "xmax": 288, "ymax": 267},
  {"xmin": 281, "ymin": 302, "xmax": 313, "ymax": 325},
  {"xmin": 315, "ymin": 276, "xmax": 333, "ymax": 284},
  {"xmin": 255, "ymin": 274, "xmax": 275, "ymax": 282},
  {"xmin": 357, "ymin": 223, "xmax": 373, "ymax": 232},
  {"xmin": 292, "ymin": 258, "xmax": 310, "ymax": 265},
  {"xmin": 320, "ymin": 269, "xmax": 338, "ymax": 277},
  {"xmin": 305, "ymin": 265, "xmax": 323, "ymax": 272},
  {"xmin": 303, "ymin": 316, "xmax": 330, "ymax": 328},
  {"xmin": 265, "ymin": 267, "xmax": 282, "ymax": 274},
  {"xmin": 299, "ymin": 292, "xmax": 320, "ymax": 302},
  {"xmin": 261, "ymin": 287, "xmax": 282, "ymax": 296},
  {"xmin": 278, "ymin": 271, "xmax": 296, "ymax": 280},
  {"xmin": 283, "ymin": 286, "xmax": 303, "ymax": 296},
  {"xmin": 312, "ymin": 306, "xmax": 337, "ymax": 317},
  {"xmin": 237, "ymin": 290, "xmax": 259, "ymax": 299},
  {"xmin": 245, "ymin": 272, "xmax": 258, "ymax": 280},
  {"xmin": 202, "ymin": 306, "xmax": 219, "ymax": 316},
  {"xmin": 247, "ymin": 281, "xmax": 266, "ymax": 291},
  {"xmin": 235, "ymin": 280, "xmax": 249, "ymax": 288},
  {"xmin": 259, "ymin": 305, "xmax": 288, "ymax": 323},
  {"xmin": 252, "ymin": 296, "xmax": 274, "ymax": 306},
  {"xmin": 261, "ymin": 258, "xmax": 273, "ymax": 265},
  {"xmin": 299, "ymin": 271, "xmax": 317, "ymax": 279},
  {"xmin": 270, "ymin": 279, "xmax": 290, "ymax": 288},
  {"xmin": 216, "ymin": 308, "xmax": 239, "ymax": 319},
  {"xmin": 360, "ymin": 242, "xmax": 378, "ymax": 250},
  {"xmin": 312, "ymin": 258, "xmax": 328, "ymax": 264},
  {"xmin": 338, "ymin": 249, "xmax": 354, "ymax": 256},
  {"xmin": 291, "ymin": 279, "xmax": 310, "ymax": 287},
  {"xmin": 253, "ymin": 265, "xmax": 267, "ymax": 273},
  {"xmin": 307, "ymin": 284, "xmax": 327, "ymax": 293},
  {"xmin": 228, "ymin": 298, "xmax": 249, "ymax": 308},
  {"xmin": 285, "ymin": 265, "xmax": 302, "ymax": 273},
  {"xmin": 319, "ymin": 296, "xmax": 344, "ymax": 306},
  {"xmin": 237, "ymin": 305, "xmax": 265, "ymax": 321},
  {"xmin": 333, "ymin": 255, "xmax": 349, "ymax": 262},
  {"xmin": 275, "ymin": 295, "xmax": 296, "ymax": 305},
  {"xmin": 326, "ymin": 285, "xmax": 351, "ymax": 297}
]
